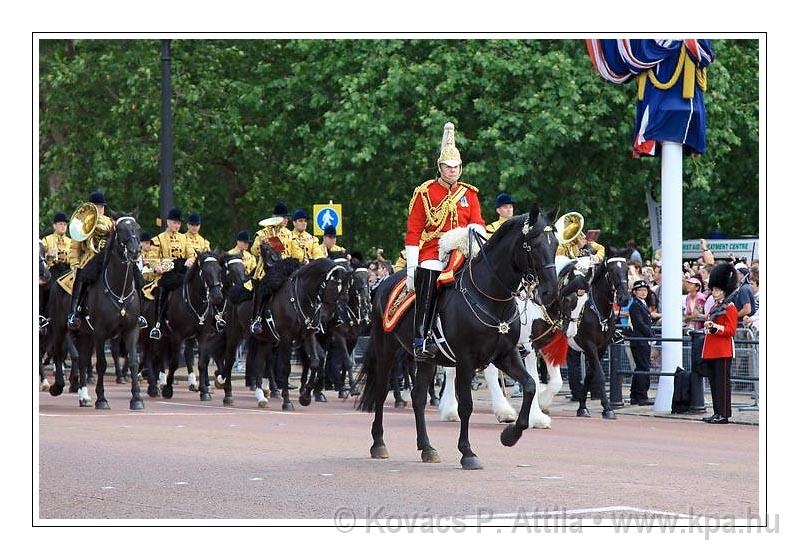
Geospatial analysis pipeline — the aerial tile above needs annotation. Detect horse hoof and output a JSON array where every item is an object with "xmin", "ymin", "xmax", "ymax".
[
  {"xmin": 214, "ymin": 378, "xmax": 225, "ymax": 389},
  {"xmin": 130, "ymin": 400, "xmax": 145, "ymax": 411},
  {"xmin": 298, "ymin": 394, "xmax": 311, "ymax": 407},
  {"xmin": 200, "ymin": 393, "xmax": 212, "ymax": 402},
  {"xmin": 314, "ymin": 393, "xmax": 327, "ymax": 403},
  {"xmin": 116, "ymin": 377, "xmax": 125, "ymax": 384},
  {"xmin": 497, "ymin": 414, "xmax": 517, "ymax": 424},
  {"xmin": 338, "ymin": 390, "xmax": 349, "ymax": 399},
  {"xmin": 500, "ymin": 424, "xmax": 523, "ymax": 447},
  {"xmin": 349, "ymin": 388, "xmax": 361, "ymax": 397},
  {"xmin": 429, "ymin": 397, "xmax": 440, "ymax": 407},
  {"xmin": 188, "ymin": 384, "xmax": 199, "ymax": 392},
  {"xmin": 49, "ymin": 384, "xmax": 64, "ymax": 397},
  {"xmin": 257, "ymin": 399, "xmax": 268, "ymax": 408},
  {"xmin": 602, "ymin": 410, "xmax": 617, "ymax": 420},
  {"xmin": 421, "ymin": 449, "xmax": 441, "ymax": 463},
  {"xmin": 95, "ymin": 400, "xmax": 110, "ymax": 410},
  {"xmin": 577, "ymin": 408, "xmax": 591, "ymax": 417},
  {"xmin": 370, "ymin": 445, "xmax": 389, "ymax": 459},
  {"xmin": 161, "ymin": 385, "xmax": 174, "ymax": 399},
  {"xmin": 461, "ymin": 456, "xmax": 484, "ymax": 470},
  {"xmin": 541, "ymin": 408, "xmax": 550, "ymax": 414},
  {"xmin": 282, "ymin": 402, "xmax": 295, "ymax": 412},
  {"xmin": 40, "ymin": 381, "xmax": 50, "ymax": 392},
  {"xmin": 79, "ymin": 399, "xmax": 92, "ymax": 407},
  {"xmin": 147, "ymin": 385, "xmax": 159, "ymax": 398},
  {"xmin": 223, "ymin": 396, "xmax": 235, "ymax": 406},
  {"xmin": 394, "ymin": 400, "xmax": 407, "ymax": 408},
  {"xmin": 270, "ymin": 390, "xmax": 280, "ymax": 398}
]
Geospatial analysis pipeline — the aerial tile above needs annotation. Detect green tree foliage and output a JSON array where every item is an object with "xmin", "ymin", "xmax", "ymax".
[{"xmin": 39, "ymin": 39, "xmax": 758, "ymax": 258}]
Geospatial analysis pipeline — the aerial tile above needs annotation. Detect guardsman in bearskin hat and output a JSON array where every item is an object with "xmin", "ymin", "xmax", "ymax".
[
  {"xmin": 701, "ymin": 262, "xmax": 740, "ymax": 424},
  {"xmin": 228, "ymin": 230, "xmax": 257, "ymax": 276},
  {"xmin": 66, "ymin": 191, "xmax": 115, "ymax": 330},
  {"xmin": 42, "ymin": 212, "xmax": 72, "ymax": 275},
  {"xmin": 148, "ymin": 208, "xmax": 197, "ymax": 340},
  {"xmin": 485, "ymin": 192, "xmax": 514, "ymax": 238},
  {"xmin": 317, "ymin": 225, "xmax": 346, "ymax": 258},
  {"xmin": 289, "ymin": 209, "xmax": 321, "ymax": 263},
  {"xmin": 185, "ymin": 212, "xmax": 211, "ymax": 254},
  {"xmin": 405, "ymin": 122, "xmax": 485, "ymax": 360}
]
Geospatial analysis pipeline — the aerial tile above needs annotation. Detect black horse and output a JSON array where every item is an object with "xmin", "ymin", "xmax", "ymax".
[
  {"xmin": 38, "ymin": 242, "xmax": 52, "ymax": 390},
  {"xmin": 357, "ymin": 204, "xmax": 559, "ymax": 469},
  {"xmin": 248, "ymin": 257, "xmax": 347, "ymax": 410},
  {"xmin": 567, "ymin": 248, "xmax": 631, "ymax": 419},
  {"xmin": 71, "ymin": 216, "xmax": 144, "ymax": 410},
  {"xmin": 155, "ymin": 252, "xmax": 225, "ymax": 401}
]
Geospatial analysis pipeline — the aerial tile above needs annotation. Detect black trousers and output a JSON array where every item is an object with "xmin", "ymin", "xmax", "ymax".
[
  {"xmin": 630, "ymin": 344, "xmax": 652, "ymax": 401},
  {"xmin": 567, "ymin": 348, "xmax": 604, "ymax": 399},
  {"xmin": 708, "ymin": 357, "xmax": 732, "ymax": 418}
]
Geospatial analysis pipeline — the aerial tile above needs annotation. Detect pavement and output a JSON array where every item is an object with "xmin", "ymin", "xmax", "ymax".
[{"xmin": 37, "ymin": 368, "xmax": 759, "ymax": 521}]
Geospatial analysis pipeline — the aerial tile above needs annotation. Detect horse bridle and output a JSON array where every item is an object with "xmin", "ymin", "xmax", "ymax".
[
  {"xmin": 184, "ymin": 256, "xmax": 223, "ymax": 326},
  {"xmin": 346, "ymin": 269, "xmax": 372, "ymax": 327},
  {"xmin": 102, "ymin": 221, "xmax": 141, "ymax": 311},
  {"xmin": 290, "ymin": 264, "xmax": 346, "ymax": 332},
  {"xmin": 586, "ymin": 257, "xmax": 627, "ymax": 332}
]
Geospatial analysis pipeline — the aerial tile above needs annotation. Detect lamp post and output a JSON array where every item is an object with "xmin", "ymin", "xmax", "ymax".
[{"xmin": 159, "ymin": 39, "xmax": 173, "ymax": 227}]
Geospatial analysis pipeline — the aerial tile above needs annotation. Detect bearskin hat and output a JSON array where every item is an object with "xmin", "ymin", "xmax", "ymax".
[{"xmin": 708, "ymin": 263, "xmax": 738, "ymax": 297}]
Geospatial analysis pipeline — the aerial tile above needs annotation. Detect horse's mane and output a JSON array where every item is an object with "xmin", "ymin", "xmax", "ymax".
[{"xmin": 482, "ymin": 213, "xmax": 527, "ymax": 253}]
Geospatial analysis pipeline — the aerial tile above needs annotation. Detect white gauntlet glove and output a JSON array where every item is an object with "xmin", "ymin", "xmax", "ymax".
[{"xmin": 405, "ymin": 245, "xmax": 419, "ymax": 292}]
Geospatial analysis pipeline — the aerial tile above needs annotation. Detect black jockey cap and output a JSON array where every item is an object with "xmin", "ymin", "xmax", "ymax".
[
  {"xmin": 293, "ymin": 209, "xmax": 309, "ymax": 221},
  {"xmin": 273, "ymin": 202, "xmax": 290, "ymax": 217},
  {"xmin": 495, "ymin": 192, "xmax": 514, "ymax": 208},
  {"xmin": 167, "ymin": 208, "xmax": 182, "ymax": 221},
  {"xmin": 323, "ymin": 225, "xmax": 337, "ymax": 237},
  {"xmin": 187, "ymin": 212, "xmax": 201, "ymax": 225},
  {"xmin": 88, "ymin": 191, "xmax": 108, "ymax": 205},
  {"xmin": 708, "ymin": 263, "xmax": 738, "ymax": 297},
  {"xmin": 237, "ymin": 230, "xmax": 251, "ymax": 244},
  {"xmin": 140, "ymin": 231, "xmax": 152, "ymax": 242},
  {"xmin": 53, "ymin": 212, "xmax": 68, "ymax": 224}
]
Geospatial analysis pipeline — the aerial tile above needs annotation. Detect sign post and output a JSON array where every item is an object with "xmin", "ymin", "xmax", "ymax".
[{"xmin": 313, "ymin": 203, "xmax": 343, "ymax": 237}]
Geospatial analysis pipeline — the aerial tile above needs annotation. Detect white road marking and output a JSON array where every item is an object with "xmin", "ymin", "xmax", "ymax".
[
  {"xmin": 174, "ymin": 482, "xmax": 189, "ymax": 485},
  {"xmin": 249, "ymin": 478, "xmax": 263, "ymax": 481},
  {"xmin": 644, "ymin": 463, "xmax": 658, "ymax": 467},
  {"xmin": 540, "ymin": 476, "xmax": 564, "ymax": 480},
  {"xmin": 101, "ymin": 486, "xmax": 115, "ymax": 490},
  {"xmin": 320, "ymin": 473, "xmax": 334, "ymax": 477},
  {"xmin": 517, "ymin": 464, "xmax": 532, "ymax": 468}
]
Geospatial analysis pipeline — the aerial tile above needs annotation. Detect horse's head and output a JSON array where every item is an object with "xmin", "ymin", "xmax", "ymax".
[
  {"xmin": 38, "ymin": 241, "xmax": 51, "ymax": 285},
  {"xmin": 320, "ymin": 261, "xmax": 348, "ymax": 309},
  {"xmin": 604, "ymin": 246, "xmax": 633, "ymax": 307},
  {"xmin": 351, "ymin": 266, "xmax": 372, "ymax": 328},
  {"xmin": 259, "ymin": 237, "xmax": 282, "ymax": 268},
  {"xmin": 196, "ymin": 252, "xmax": 225, "ymax": 307},
  {"xmin": 516, "ymin": 203, "xmax": 559, "ymax": 306},
  {"xmin": 112, "ymin": 216, "xmax": 141, "ymax": 264},
  {"xmin": 221, "ymin": 253, "xmax": 248, "ymax": 289}
]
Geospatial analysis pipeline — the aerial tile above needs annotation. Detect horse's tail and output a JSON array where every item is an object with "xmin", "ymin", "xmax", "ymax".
[{"xmin": 354, "ymin": 336, "xmax": 382, "ymax": 413}]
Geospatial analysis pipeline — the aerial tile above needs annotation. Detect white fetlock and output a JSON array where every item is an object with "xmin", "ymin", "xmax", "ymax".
[
  {"xmin": 401, "ymin": 389, "xmax": 412, "ymax": 403},
  {"xmin": 187, "ymin": 372, "xmax": 198, "ymax": 391},
  {"xmin": 528, "ymin": 410, "xmax": 552, "ymax": 429},
  {"xmin": 216, "ymin": 374, "xmax": 225, "ymax": 386},
  {"xmin": 40, "ymin": 379, "xmax": 50, "ymax": 391},
  {"xmin": 255, "ymin": 388, "xmax": 268, "ymax": 408},
  {"xmin": 438, "ymin": 368, "xmax": 459, "ymax": 422},
  {"xmin": 484, "ymin": 363, "xmax": 518, "ymax": 424},
  {"xmin": 158, "ymin": 372, "xmax": 167, "ymax": 386}
]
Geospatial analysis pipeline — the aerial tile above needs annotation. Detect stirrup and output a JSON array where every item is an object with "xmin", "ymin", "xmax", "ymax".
[
  {"xmin": 250, "ymin": 318, "xmax": 263, "ymax": 335},
  {"xmin": 137, "ymin": 316, "xmax": 148, "ymax": 329},
  {"xmin": 67, "ymin": 312, "xmax": 81, "ymax": 331},
  {"xmin": 413, "ymin": 337, "xmax": 438, "ymax": 360},
  {"xmin": 215, "ymin": 316, "xmax": 227, "ymax": 332},
  {"xmin": 149, "ymin": 323, "xmax": 162, "ymax": 340}
]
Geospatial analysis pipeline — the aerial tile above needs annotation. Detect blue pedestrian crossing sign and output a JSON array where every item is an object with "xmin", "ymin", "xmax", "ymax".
[{"xmin": 313, "ymin": 203, "xmax": 343, "ymax": 237}]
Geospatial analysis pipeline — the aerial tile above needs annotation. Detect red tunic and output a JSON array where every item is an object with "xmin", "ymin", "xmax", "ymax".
[
  {"xmin": 405, "ymin": 180, "xmax": 484, "ymax": 262},
  {"xmin": 701, "ymin": 303, "xmax": 738, "ymax": 359}
]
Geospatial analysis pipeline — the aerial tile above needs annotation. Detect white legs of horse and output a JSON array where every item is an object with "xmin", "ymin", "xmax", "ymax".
[
  {"xmin": 255, "ymin": 386, "xmax": 269, "ymax": 408},
  {"xmin": 438, "ymin": 367, "xmax": 459, "ymax": 421},
  {"xmin": 537, "ymin": 359, "xmax": 564, "ymax": 413},
  {"xmin": 158, "ymin": 371, "xmax": 167, "ymax": 386},
  {"xmin": 187, "ymin": 372, "xmax": 199, "ymax": 392},
  {"xmin": 77, "ymin": 386, "xmax": 92, "ymax": 407},
  {"xmin": 40, "ymin": 377, "xmax": 50, "ymax": 392},
  {"xmin": 482, "ymin": 363, "xmax": 519, "ymax": 423}
]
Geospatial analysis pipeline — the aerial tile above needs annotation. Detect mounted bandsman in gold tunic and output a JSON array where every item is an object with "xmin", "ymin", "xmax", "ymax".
[
  {"xmin": 148, "ymin": 208, "xmax": 198, "ymax": 340},
  {"xmin": 185, "ymin": 212, "xmax": 211, "ymax": 254},
  {"xmin": 317, "ymin": 225, "xmax": 346, "ymax": 259},
  {"xmin": 288, "ymin": 209, "xmax": 321, "ymax": 263},
  {"xmin": 66, "ymin": 192, "xmax": 115, "ymax": 331},
  {"xmin": 41, "ymin": 212, "xmax": 72, "ymax": 275}
]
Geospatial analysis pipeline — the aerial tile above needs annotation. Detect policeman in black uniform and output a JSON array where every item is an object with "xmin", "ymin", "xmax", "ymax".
[{"xmin": 628, "ymin": 279, "xmax": 655, "ymax": 405}]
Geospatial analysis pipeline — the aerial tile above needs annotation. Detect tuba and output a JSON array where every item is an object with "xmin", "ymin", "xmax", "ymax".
[
  {"xmin": 69, "ymin": 202, "xmax": 98, "ymax": 242},
  {"xmin": 554, "ymin": 212, "xmax": 584, "ymax": 245}
]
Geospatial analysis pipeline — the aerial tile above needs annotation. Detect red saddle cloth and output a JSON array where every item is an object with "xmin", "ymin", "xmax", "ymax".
[{"xmin": 382, "ymin": 251, "xmax": 466, "ymax": 332}]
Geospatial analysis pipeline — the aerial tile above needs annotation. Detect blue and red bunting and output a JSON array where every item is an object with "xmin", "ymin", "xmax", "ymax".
[{"xmin": 586, "ymin": 39, "xmax": 715, "ymax": 157}]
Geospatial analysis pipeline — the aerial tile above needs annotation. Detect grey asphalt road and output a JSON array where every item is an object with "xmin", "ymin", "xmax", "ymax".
[{"xmin": 38, "ymin": 380, "xmax": 758, "ymax": 521}]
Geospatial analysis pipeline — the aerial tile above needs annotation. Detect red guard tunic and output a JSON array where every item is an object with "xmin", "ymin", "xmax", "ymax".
[
  {"xmin": 701, "ymin": 303, "xmax": 738, "ymax": 359},
  {"xmin": 405, "ymin": 179, "xmax": 484, "ymax": 262}
]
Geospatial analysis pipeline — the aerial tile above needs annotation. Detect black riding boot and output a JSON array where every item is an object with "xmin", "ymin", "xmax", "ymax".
[
  {"xmin": 133, "ymin": 267, "xmax": 148, "ymax": 329},
  {"xmin": 67, "ymin": 274, "xmax": 86, "ymax": 331},
  {"xmin": 250, "ymin": 288, "xmax": 264, "ymax": 334},
  {"xmin": 149, "ymin": 291, "xmax": 165, "ymax": 340},
  {"xmin": 413, "ymin": 268, "xmax": 441, "ymax": 361}
]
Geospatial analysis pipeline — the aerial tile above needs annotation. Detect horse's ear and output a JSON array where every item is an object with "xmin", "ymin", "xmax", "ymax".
[
  {"xmin": 528, "ymin": 203, "xmax": 540, "ymax": 223},
  {"xmin": 547, "ymin": 207, "xmax": 559, "ymax": 223}
]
